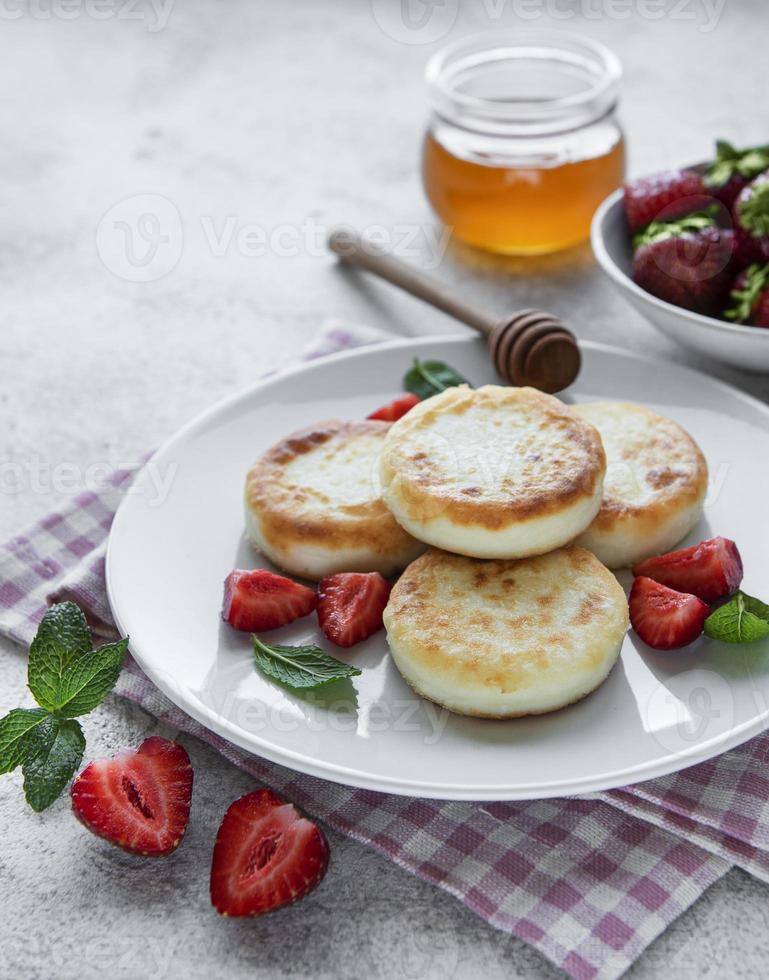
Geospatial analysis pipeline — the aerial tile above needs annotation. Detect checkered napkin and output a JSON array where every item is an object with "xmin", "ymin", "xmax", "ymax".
[{"xmin": 3, "ymin": 323, "xmax": 769, "ymax": 980}]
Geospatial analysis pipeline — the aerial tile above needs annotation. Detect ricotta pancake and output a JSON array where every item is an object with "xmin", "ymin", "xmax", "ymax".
[
  {"xmin": 572, "ymin": 402, "xmax": 708, "ymax": 568},
  {"xmin": 384, "ymin": 546, "xmax": 628, "ymax": 718},
  {"xmin": 245, "ymin": 420, "xmax": 424, "ymax": 580},
  {"xmin": 379, "ymin": 385, "xmax": 606, "ymax": 559}
]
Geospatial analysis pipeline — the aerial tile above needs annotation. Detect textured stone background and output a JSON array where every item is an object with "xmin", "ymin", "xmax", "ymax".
[{"xmin": 2, "ymin": 1, "xmax": 769, "ymax": 977}]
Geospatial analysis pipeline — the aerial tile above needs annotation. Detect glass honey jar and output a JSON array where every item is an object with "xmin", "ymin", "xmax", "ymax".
[{"xmin": 422, "ymin": 32, "xmax": 625, "ymax": 256}]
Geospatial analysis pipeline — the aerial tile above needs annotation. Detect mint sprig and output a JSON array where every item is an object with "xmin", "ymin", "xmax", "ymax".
[
  {"xmin": 704, "ymin": 591, "xmax": 769, "ymax": 644},
  {"xmin": 252, "ymin": 636, "xmax": 361, "ymax": 690},
  {"xmin": 404, "ymin": 359, "xmax": 469, "ymax": 400},
  {"xmin": 0, "ymin": 602, "xmax": 128, "ymax": 811}
]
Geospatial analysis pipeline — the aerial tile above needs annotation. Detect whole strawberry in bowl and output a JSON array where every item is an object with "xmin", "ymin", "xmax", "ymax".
[{"xmin": 631, "ymin": 210, "xmax": 737, "ymax": 317}]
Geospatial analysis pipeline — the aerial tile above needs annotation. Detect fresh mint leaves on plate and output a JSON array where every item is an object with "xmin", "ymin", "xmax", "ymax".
[
  {"xmin": 403, "ymin": 358, "xmax": 469, "ymax": 400},
  {"xmin": 252, "ymin": 636, "xmax": 361, "ymax": 690},
  {"xmin": 704, "ymin": 591, "xmax": 769, "ymax": 644},
  {"xmin": 0, "ymin": 602, "xmax": 128, "ymax": 811}
]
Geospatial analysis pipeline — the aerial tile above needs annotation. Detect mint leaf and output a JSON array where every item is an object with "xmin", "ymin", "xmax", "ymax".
[
  {"xmin": 704, "ymin": 591, "xmax": 769, "ymax": 644},
  {"xmin": 0, "ymin": 708, "xmax": 50, "ymax": 774},
  {"xmin": 22, "ymin": 717, "xmax": 84, "ymax": 812},
  {"xmin": 404, "ymin": 359, "xmax": 469, "ymax": 400},
  {"xmin": 28, "ymin": 602, "xmax": 92, "ymax": 711},
  {"xmin": 252, "ymin": 636, "xmax": 361, "ymax": 690},
  {"xmin": 54, "ymin": 638, "xmax": 129, "ymax": 718}
]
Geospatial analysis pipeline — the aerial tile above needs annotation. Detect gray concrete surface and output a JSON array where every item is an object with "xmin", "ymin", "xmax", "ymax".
[{"xmin": 2, "ymin": 1, "xmax": 769, "ymax": 977}]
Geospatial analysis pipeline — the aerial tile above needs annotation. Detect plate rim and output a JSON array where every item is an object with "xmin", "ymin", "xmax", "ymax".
[{"xmin": 106, "ymin": 334, "xmax": 769, "ymax": 800}]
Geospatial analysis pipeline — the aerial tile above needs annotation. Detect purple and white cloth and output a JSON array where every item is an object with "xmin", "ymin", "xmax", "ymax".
[{"xmin": 2, "ymin": 324, "xmax": 769, "ymax": 980}]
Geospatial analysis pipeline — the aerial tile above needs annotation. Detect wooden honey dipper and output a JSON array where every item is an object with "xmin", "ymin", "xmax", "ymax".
[{"xmin": 328, "ymin": 228, "xmax": 581, "ymax": 394}]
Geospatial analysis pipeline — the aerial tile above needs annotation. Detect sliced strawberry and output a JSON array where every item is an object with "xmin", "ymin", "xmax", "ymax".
[
  {"xmin": 222, "ymin": 569, "xmax": 317, "ymax": 632},
  {"xmin": 71, "ymin": 737, "xmax": 193, "ymax": 856},
  {"xmin": 633, "ymin": 537, "xmax": 743, "ymax": 604},
  {"xmin": 367, "ymin": 393, "xmax": 420, "ymax": 422},
  {"xmin": 317, "ymin": 572, "xmax": 391, "ymax": 648},
  {"xmin": 629, "ymin": 577, "xmax": 708, "ymax": 650},
  {"xmin": 210, "ymin": 789, "xmax": 329, "ymax": 917}
]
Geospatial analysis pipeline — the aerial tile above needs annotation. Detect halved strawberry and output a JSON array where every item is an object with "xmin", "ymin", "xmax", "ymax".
[
  {"xmin": 633, "ymin": 537, "xmax": 743, "ymax": 604},
  {"xmin": 317, "ymin": 572, "xmax": 391, "ymax": 648},
  {"xmin": 222, "ymin": 569, "xmax": 317, "ymax": 632},
  {"xmin": 629, "ymin": 577, "xmax": 708, "ymax": 650},
  {"xmin": 71, "ymin": 736, "xmax": 193, "ymax": 856},
  {"xmin": 210, "ymin": 789, "xmax": 329, "ymax": 917},
  {"xmin": 367, "ymin": 393, "xmax": 420, "ymax": 422}
]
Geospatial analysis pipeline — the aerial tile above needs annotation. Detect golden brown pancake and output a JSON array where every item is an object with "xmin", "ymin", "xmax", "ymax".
[
  {"xmin": 245, "ymin": 420, "xmax": 424, "ymax": 580},
  {"xmin": 572, "ymin": 402, "xmax": 708, "ymax": 568},
  {"xmin": 379, "ymin": 385, "xmax": 606, "ymax": 558},
  {"xmin": 383, "ymin": 546, "xmax": 628, "ymax": 718}
]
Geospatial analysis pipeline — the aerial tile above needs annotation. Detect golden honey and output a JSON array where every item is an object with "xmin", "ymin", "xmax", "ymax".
[
  {"xmin": 423, "ymin": 32, "xmax": 625, "ymax": 256},
  {"xmin": 423, "ymin": 132, "xmax": 625, "ymax": 255}
]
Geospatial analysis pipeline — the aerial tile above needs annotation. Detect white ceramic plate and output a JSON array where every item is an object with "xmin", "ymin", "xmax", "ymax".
[{"xmin": 106, "ymin": 336, "xmax": 769, "ymax": 800}]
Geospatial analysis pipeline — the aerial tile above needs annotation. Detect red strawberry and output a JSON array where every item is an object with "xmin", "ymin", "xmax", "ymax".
[
  {"xmin": 633, "ymin": 537, "xmax": 743, "ymax": 603},
  {"xmin": 629, "ymin": 577, "xmax": 709, "ymax": 651},
  {"xmin": 222, "ymin": 569, "xmax": 317, "ymax": 632},
  {"xmin": 734, "ymin": 169, "xmax": 769, "ymax": 265},
  {"xmin": 632, "ymin": 212, "xmax": 737, "ymax": 316},
  {"xmin": 71, "ymin": 737, "xmax": 193, "ymax": 856},
  {"xmin": 367, "ymin": 393, "xmax": 420, "ymax": 422},
  {"xmin": 724, "ymin": 264, "xmax": 769, "ymax": 327},
  {"xmin": 704, "ymin": 140, "xmax": 769, "ymax": 209},
  {"xmin": 623, "ymin": 169, "xmax": 708, "ymax": 232},
  {"xmin": 317, "ymin": 572, "xmax": 391, "ymax": 648},
  {"xmin": 210, "ymin": 789, "xmax": 329, "ymax": 917}
]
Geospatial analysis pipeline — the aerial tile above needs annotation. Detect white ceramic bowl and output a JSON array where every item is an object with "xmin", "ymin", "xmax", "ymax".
[{"xmin": 591, "ymin": 187, "xmax": 769, "ymax": 372}]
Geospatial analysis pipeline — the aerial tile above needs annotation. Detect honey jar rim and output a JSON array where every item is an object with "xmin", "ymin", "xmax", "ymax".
[{"xmin": 425, "ymin": 30, "xmax": 622, "ymax": 137}]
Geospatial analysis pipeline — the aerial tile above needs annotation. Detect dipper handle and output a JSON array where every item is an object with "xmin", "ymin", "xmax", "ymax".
[{"xmin": 327, "ymin": 227, "xmax": 581, "ymax": 394}]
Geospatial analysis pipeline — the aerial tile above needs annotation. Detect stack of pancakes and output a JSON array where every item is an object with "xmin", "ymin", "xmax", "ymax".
[{"xmin": 245, "ymin": 384, "xmax": 707, "ymax": 718}]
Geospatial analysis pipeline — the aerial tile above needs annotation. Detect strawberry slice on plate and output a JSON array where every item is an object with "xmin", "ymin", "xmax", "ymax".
[
  {"xmin": 367, "ymin": 393, "xmax": 420, "ymax": 422},
  {"xmin": 70, "ymin": 736, "xmax": 193, "ymax": 856},
  {"xmin": 223, "ymin": 569, "xmax": 317, "ymax": 632},
  {"xmin": 317, "ymin": 571, "xmax": 391, "ymax": 647},
  {"xmin": 633, "ymin": 537, "xmax": 743, "ymax": 604},
  {"xmin": 210, "ymin": 789, "xmax": 329, "ymax": 917},
  {"xmin": 629, "ymin": 577, "xmax": 709, "ymax": 650}
]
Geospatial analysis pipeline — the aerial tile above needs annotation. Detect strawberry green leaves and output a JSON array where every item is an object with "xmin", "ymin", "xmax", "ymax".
[
  {"xmin": 0, "ymin": 602, "xmax": 128, "ymax": 810},
  {"xmin": 704, "ymin": 140, "xmax": 769, "ymax": 189},
  {"xmin": 252, "ymin": 636, "xmax": 361, "ymax": 690},
  {"xmin": 704, "ymin": 591, "xmax": 769, "ymax": 644}
]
